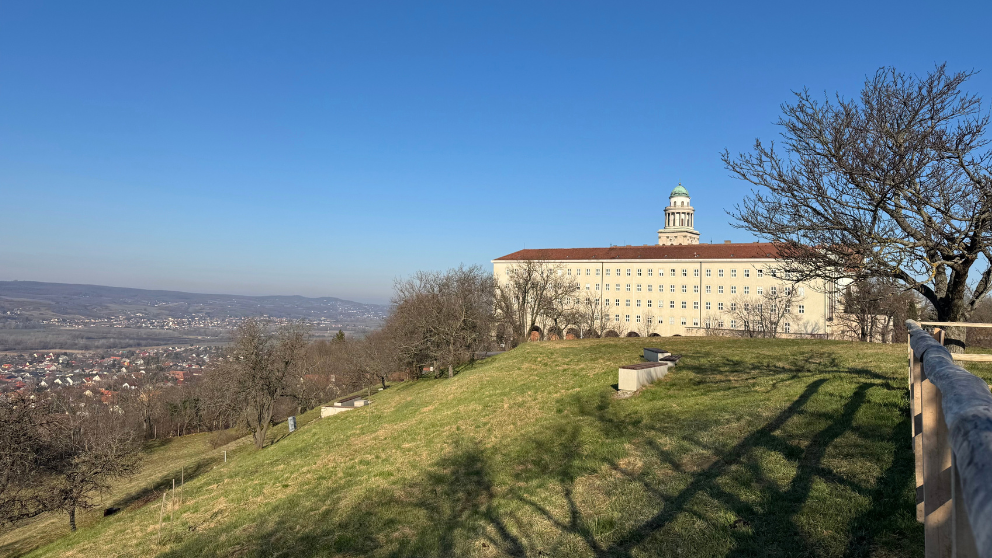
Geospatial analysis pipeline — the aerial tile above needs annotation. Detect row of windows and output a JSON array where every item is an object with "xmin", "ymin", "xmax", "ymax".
[
  {"xmin": 559, "ymin": 267, "xmax": 791, "ymax": 278},
  {"xmin": 613, "ymin": 315, "xmax": 699, "ymax": 326},
  {"xmin": 595, "ymin": 299, "xmax": 805, "ymax": 313},
  {"xmin": 580, "ymin": 283, "xmax": 805, "ymax": 296}
]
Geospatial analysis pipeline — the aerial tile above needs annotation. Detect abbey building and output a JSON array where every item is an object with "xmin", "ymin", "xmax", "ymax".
[{"xmin": 493, "ymin": 184, "xmax": 839, "ymax": 338}]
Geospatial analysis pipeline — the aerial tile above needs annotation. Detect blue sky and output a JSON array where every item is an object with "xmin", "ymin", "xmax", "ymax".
[{"xmin": 2, "ymin": 1, "xmax": 990, "ymax": 304}]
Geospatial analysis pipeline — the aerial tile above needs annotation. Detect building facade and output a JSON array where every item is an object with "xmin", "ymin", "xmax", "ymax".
[{"xmin": 493, "ymin": 185, "xmax": 839, "ymax": 338}]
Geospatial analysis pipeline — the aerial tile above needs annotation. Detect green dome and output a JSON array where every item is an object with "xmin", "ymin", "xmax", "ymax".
[{"xmin": 670, "ymin": 183, "xmax": 689, "ymax": 197}]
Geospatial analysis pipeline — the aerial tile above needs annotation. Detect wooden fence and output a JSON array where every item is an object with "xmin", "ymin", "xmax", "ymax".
[{"xmin": 907, "ymin": 319, "xmax": 992, "ymax": 558}]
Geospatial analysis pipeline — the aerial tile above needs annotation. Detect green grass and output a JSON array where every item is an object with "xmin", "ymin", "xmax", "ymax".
[{"xmin": 5, "ymin": 337, "xmax": 937, "ymax": 557}]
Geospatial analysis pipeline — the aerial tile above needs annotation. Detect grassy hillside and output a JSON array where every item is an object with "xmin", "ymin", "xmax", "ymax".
[{"xmin": 7, "ymin": 337, "xmax": 937, "ymax": 557}]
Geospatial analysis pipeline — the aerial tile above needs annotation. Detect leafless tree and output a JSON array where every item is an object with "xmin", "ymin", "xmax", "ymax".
[
  {"xmin": 727, "ymin": 284, "xmax": 802, "ymax": 338},
  {"xmin": 724, "ymin": 65, "xmax": 992, "ymax": 351},
  {"xmin": 222, "ymin": 318, "xmax": 310, "ymax": 449},
  {"xmin": 0, "ymin": 394, "xmax": 60, "ymax": 526},
  {"xmin": 836, "ymin": 278, "xmax": 919, "ymax": 342},
  {"xmin": 392, "ymin": 265, "xmax": 494, "ymax": 377},
  {"xmin": 494, "ymin": 261, "xmax": 577, "ymax": 345},
  {"xmin": 46, "ymin": 394, "xmax": 141, "ymax": 531}
]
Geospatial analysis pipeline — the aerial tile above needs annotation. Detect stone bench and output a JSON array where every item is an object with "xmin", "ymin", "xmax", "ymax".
[
  {"xmin": 643, "ymin": 348, "xmax": 670, "ymax": 362},
  {"xmin": 320, "ymin": 398, "xmax": 370, "ymax": 418},
  {"xmin": 618, "ymin": 362, "xmax": 671, "ymax": 392}
]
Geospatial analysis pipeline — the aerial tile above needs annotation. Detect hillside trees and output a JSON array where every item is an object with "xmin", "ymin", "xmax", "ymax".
[
  {"xmin": 724, "ymin": 65, "xmax": 992, "ymax": 351},
  {"xmin": 727, "ymin": 284, "xmax": 802, "ymax": 338},
  {"xmin": 0, "ymin": 394, "xmax": 60, "ymax": 525},
  {"xmin": 391, "ymin": 265, "xmax": 494, "ymax": 377}
]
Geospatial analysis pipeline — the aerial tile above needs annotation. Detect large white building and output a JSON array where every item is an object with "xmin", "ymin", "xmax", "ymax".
[{"xmin": 493, "ymin": 184, "xmax": 839, "ymax": 338}]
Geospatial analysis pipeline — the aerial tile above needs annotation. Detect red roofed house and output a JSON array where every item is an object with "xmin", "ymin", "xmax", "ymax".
[{"xmin": 493, "ymin": 184, "xmax": 840, "ymax": 339}]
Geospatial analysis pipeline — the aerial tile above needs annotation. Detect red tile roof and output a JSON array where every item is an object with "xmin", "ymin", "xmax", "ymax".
[{"xmin": 494, "ymin": 243, "xmax": 780, "ymax": 261}]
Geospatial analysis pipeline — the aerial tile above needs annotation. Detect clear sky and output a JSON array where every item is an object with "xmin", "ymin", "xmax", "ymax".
[{"xmin": 2, "ymin": 1, "xmax": 990, "ymax": 304}]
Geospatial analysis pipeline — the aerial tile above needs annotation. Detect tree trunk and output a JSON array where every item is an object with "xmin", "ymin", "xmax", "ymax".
[
  {"xmin": 69, "ymin": 506, "xmax": 76, "ymax": 532},
  {"xmin": 943, "ymin": 325, "xmax": 967, "ymax": 354}
]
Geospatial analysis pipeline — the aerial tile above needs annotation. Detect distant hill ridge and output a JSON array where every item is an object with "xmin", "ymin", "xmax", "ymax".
[{"xmin": 0, "ymin": 280, "xmax": 388, "ymax": 321}]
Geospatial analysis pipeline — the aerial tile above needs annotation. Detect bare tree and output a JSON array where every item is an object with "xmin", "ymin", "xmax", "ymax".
[
  {"xmin": 223, "ymin": 318, "xmax": 310, "ymax": 449},
  {"xmin": 46, "ymin": 395, "xmax": 141, "ymax": 531},
  {"xmin": 724, "ymin": 65, "xmax": 992, "ymax": 351},
  {"xmin": 494, "ymin": 261, "xmax": 577, "ymax": 345},
  {"xmin": 392, "ymin": 265, "xmax": 494, "ymax": 377},
  {"xmin": 727, "ymin": 284, "xmax": 802, "ymax": 338},
  {"xmin": 0, "ymin": 394, "xmax": 59, "ymax": 526}
]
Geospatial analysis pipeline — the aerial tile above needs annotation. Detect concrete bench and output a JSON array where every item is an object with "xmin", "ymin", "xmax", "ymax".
[
  {"xmin": 618, "ymin": 362, "xmax": 671, "ymax": 392},
  {"xmin": 643, "ymin": 348, "xmax": 670, "ymax": 361},
  {"xmin": 660, "ymin": 354, "xmax": 682, "ymax": 365},
  {"xmin": 320, "ymin": 398, "xmax": 370, "ymax": 418}
]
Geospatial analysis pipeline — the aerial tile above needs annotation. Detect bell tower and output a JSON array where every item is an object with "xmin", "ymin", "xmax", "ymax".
[{"xmin": 658, "ymin": 183, "xmax": 700, "ymax": 245}]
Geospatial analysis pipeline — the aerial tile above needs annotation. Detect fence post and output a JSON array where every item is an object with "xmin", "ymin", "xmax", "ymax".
[
  {"xmin": 911, "ymin": 335, "xmax": 925, "ymax": 522},
  {"xmin": 952, "ymin": 453, "xmax": 980, "ymax": 557},
  {"xmin": 922, "ymin": 368, "xmax": 953, "ymax": 558}
]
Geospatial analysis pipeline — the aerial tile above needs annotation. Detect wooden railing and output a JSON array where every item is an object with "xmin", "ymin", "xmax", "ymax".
[{"xmin": 907, "ymin": 320, "xmax": 992, "ymax": 558}]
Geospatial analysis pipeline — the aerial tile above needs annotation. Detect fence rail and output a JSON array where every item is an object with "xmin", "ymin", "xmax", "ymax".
[{"xmin": 907, "ymin": 319, "xmax": 992, "ymax": 558}]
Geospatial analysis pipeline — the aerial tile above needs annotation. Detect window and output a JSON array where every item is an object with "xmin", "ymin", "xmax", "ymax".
[
  {"xmin": 718, "ymin": 302, "xmax": 724, "ymax": 311},
  {"xmin": 693, "ymin": 301, "xmax": 699, "ymax": 310},
  {"xmin": 595, "ymin": 269, "xmax": 600, "ymax": 276},
  {"xmin": 730, "ymin": 302, "xmax": 737, "ymax": 311},
  {"xmin": 605, "ymin": 284, "xmax": 611, "ymax": 291},
  {"xmin": 626, "ymin": 269, "xmax": 631, "ymax": 276},
  {"xmin": 784, "ymin": 322, "xmax": 791, "ymax": 333},
  {"xmin": 681, "ymin": 285, "xmax": 687, "ymax": 293},
  {"xmin": 693, "ymin": 318, "xmax": 699, "ymax": 327},
  {"xmin": 757, "ymin": 269, "xmax": 764, "ymax": 278},
  {"xmin": 718, "ymin": 286, "xmax": 724, "ymax": 294},
  {"xmin": 717, "ymin": 320, "xmax": 724, "ymax": 328},
  {"xmin": 681, "ymin": 301, "xmax": 687, "ymax": 309},
  {"xmin": 731, "ymin": 286, "xmax": 737, "ymax": 294},
  {"xmin": 669, "ymin": 301, "xmax": 675, "ymax": 309},
  {"xmin": 743, "ymin": 286, "xmax": 750, "ymax": 295},
  {"xmin": 705, "ymin": 302, "xmax": 711, "ymax": 310},
  {"xmin": 615, "ymin": 314, "xmax": 620, "ymax": 322},
  {"xmin": 730, "ymin": 319, "xmax": 737, "ymax": 329},
  {"xmin": 626, "ymin": 284, "xmax": 631, "ymax": 292},
  {"xmin": 705, "ymin": 319, "xmax": 712, "ymax": 328},
  {"xmin": 594, "ymin": 298, "xmax": 600, "ymax": 304},
  {"xmin": 637, "ymin": 269, "xmax": 642, "ymax": 277},
  {"xmin": 744, "ymin": 269, "xmax": 750, "ymax": 278},
  {"xmin": 636, "ymin": 300, "xmax": 641, "ymax": 307},
  {"xmin": 670, "ymin": 269, "xmax": 676, "ymax": 276},
  {"xmin": 670, "ymin": 285, "xmax": 675, "ymax": 293},
  {"xmin": 771, "ymin": 269, "xmax": 778, "ymax": 277},
  {"xmin": 625, "ymin": 299, "xmax": 631, "ymax": 307},
  {"xmin": 647, "ymin": 269, "xmax": 653, "ymax": 277},
  {"xmin": 799, "ymin": 305, "xmax": 805, "ymax": 314},
  {"xmin": 636, "ymin": 284, "xmax": 642, "ymax": 292},
  {"xmin": 693, "ymin": 285, "xmax": 699, "ymax": 293},
  {"xmin": 605, "ymin": 268, "xmax": 611, "ymax": 276},
  {"xmin": 705, "ymin": 285, "xmax": 711, "ymax": 294},
  {"xmin": 770, "ymin": 286, "xmax": 777, "ymax": 296},
  {"xmin": 615, "ymin": 284, "xmax": 620, "ymax": 291},
  {"xmin": 586, "ymin": 269, "xmax": 591, "ymax": 276},
  {"xmin": 658, "ymin": 269, "xmax": 664, "ymax": 277},
  {"xmin": 785, "ymin": 286, "xmax": 792, "ymax": 295},
  {"xmin": 625, "ymin": 314, "xmax": 630, "ymax": 322},
  {"xmin": 756, "ymin": 303, "xmax": 763, "ymax": 313},
  {"xmin": 682, "ymin": 269, "xmax": 687, "ymax": 277},
  {"xmin": 647, "ymin": 316, "xmax": 653, "ymax": 324},
  {"xmin": 647, "ymin": 300, "xmax": 652, "ymax": 308},
  {"xmin": 647, "ymin": 284, "xmax": 653, "ymax": 292},
  {"xmin": 785, "ymin": 304, "xmax": 791, "ymax": 314},
  {"xmin": 718, "ymin": 269, "xmax": 724, "ymax": 277},
  {"xmin": 693, "ymin": 269, "xmax": 700, "ymax": 277},
  {"xmin": 586, "ymin": 284, "xmax": 591, "ymax": 291},
  {"xmin": 670, "ymin": 317, "xmax": 675, "ymax": 325},
  {"xmin": 595, "ymin": 284, "xmax": 600, "ymax": 291},
  {"xmin": 798, "ymin": 287, "xmax": 805, "ymax": 296},
  {"xmin": 681, "ymin": 317, "xmax": 687, "ymax": 325},
  {"xmin": 731, "ymin": 269, "xmax": 737, "ymax": 278},
  {"xmin": 636, "ymin": 315, "xmax": 641, "ymax": 323},
  {"xmin": 567, "ymin": 269, "xmax": 572, "ymax": 276},
  {"xmin": 756, "ymin": 286, "xmax": 763, "ymax": 295},
  {"xmin": 706, "ymin": 269, "xmax": 712, "ymax": 277}
]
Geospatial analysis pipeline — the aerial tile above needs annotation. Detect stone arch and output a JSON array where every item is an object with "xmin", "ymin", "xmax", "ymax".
[
  {"xmin": 528, "ymin": 326, "xmax": 543, "ymax": 342},
  {"xmin": 625, "ymin": 331, "xmax": 640, "ymax": 337},
  {"xmin": 547, "ymin": 326, "xmax": 562, "ymax": 341},
  {"xmin": 583, "ymin": 329, "xmax": 600, "ymax": 339},
  {"xmin": 565, "ymin": 328, "xmax": 580, "ymax": 340},
  {"xmin": 648, "ymin": 332, "xmax": 661, "ymax": 337},
  {"xmin": 603, "ymin": 330, "xmax": 620, "ymax": 338}
]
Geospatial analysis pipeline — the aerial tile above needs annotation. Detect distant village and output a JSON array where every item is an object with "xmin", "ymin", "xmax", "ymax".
[{"xmin": 0, "ymin": 345, "xmax": 224, "ymax": 401}]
